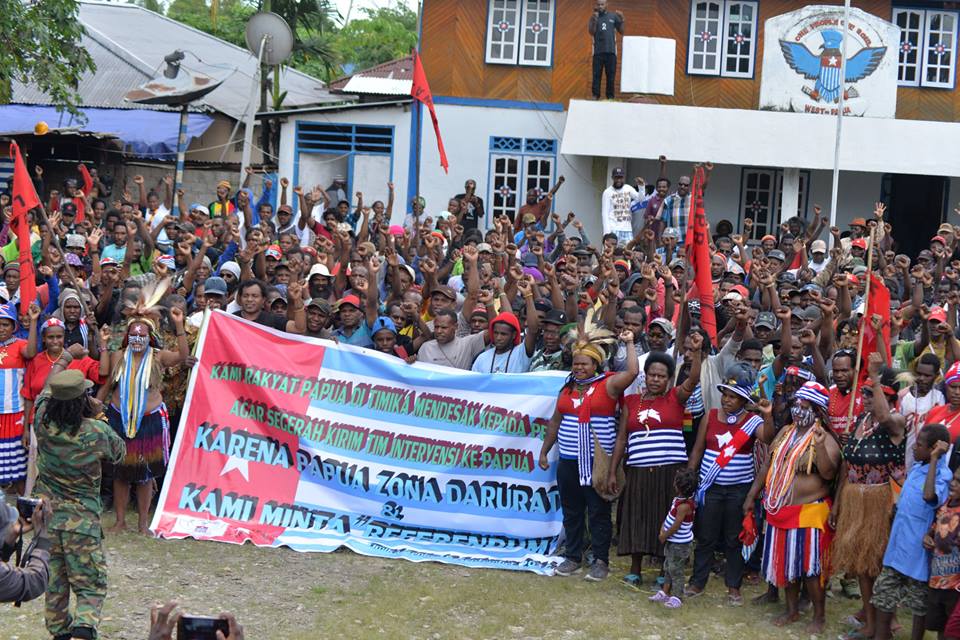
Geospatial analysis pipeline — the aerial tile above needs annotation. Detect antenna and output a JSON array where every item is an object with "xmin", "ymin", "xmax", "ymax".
[{"xmin": 238, "ymin": 12, "xmax": 294, "ymax": 181}]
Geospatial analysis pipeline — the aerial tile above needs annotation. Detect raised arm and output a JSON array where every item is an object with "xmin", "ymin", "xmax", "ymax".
[
  {"xmin": 676, "ymin": 332, "xmax": 703, "ymax": 404},
  {"xmin": 607, "ymin": 329, "xmax": 639, "ymax": 397}
]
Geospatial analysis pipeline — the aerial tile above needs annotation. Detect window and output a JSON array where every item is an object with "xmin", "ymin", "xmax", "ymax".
[
  {"xmin": 486, "ymin": 0, "xmax": 555, "ymax": 67},
  {"xmin": 893, "ymin": 7, "xmax": 959, "ymax": 88},
  {"xmin": 296, "ymin": 122, "xmax": 393, "ymax": 154},
  {"xmin": 739, "ymin": 168, "xmax": 811, "ymax": 240},
  {"xmin": 488, "ymin": 137, "xmax": 556, "ymax": 225},
  {"xmin": 688, "ymin": 0, "xmax": 758, "ymax": 77}
]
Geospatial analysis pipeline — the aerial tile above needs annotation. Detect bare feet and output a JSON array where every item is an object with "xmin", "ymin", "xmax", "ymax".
[
  {"xmin": 772, "ymin": 611, "xmax": 800, "ymax": 627},
  {"xmin": 107, "ymin": 521, "xmax": 127, "ymax": 534},
  {"xmin": 138, "ymin": 525, "xmax": 152, "ymax": 536},
  {"xmin": 805, "ymin": 618, "xmax": 825, "ymax": 635}
]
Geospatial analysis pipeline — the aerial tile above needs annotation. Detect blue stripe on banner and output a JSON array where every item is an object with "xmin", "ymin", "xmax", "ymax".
[
  {"xmin": 297, "ymin": 435, "xmax": 553, "ymax": 483},
  {"xmin": 315, "ymin": 346, "xmax": 566, "ymax": 398},
  {"xmin": 294, "ymin": 468, "xmax": 559, "ymax": 522}
]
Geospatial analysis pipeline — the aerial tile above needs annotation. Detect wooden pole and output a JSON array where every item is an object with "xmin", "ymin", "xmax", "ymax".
[{"xmin": 847, "ymin": 223, "xmax": 876, "ymax": 425}]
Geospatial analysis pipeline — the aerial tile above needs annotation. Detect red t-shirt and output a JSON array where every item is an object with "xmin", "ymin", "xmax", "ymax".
[
  {"xmin": 925, "ymin": 404, "xmax": 960, "ymax": 441},
  {"xmin": 828, "ymin": 386, "xmax": 863, "ymax": 444},
  {"xmin": 23, "ymin": 355, "xmax": 103, "ymax": 415}
]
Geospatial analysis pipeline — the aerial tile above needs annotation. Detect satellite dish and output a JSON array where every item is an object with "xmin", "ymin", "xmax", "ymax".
[
  {"xmin": 245, "ymin": 12, "xmax": 294, "ymax": 66},
  {"xmin": 125, "ymin": 50, "xmax": 228, "ymax": 106}
]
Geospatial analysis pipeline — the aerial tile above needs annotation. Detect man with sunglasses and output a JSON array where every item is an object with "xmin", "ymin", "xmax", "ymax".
[
  {"xmin": 662, "ymin": 160, "xmax": 712, "ymax": 244},
  {"xmin": 827, "ymin": 348, "xmax": 862, "ymax": 447}
]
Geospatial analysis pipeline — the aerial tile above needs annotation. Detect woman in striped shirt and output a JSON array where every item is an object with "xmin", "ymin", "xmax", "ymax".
[
  {"xmin": 686, "ymin": 362, "xmax": 764, "ymax": 605},
  {"xmin": 538, "ymin": 328, "xmax": 638, "ymax": 582},
  {"xmin": 608, "ymin": 332, "xmax": 703, "ymax": 589}
]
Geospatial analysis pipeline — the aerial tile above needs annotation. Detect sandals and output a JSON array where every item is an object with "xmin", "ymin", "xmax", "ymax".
[
  {"xmin": 621, "ymin": 573, "xmax": 642, "ymax": 591},
  {"xmin": 728, "ymin": 593, "xmax": 744, "ymax": 607},
  {"xmin": 663, "ymin": 596, "xmax": 683, "ymax": 609}
]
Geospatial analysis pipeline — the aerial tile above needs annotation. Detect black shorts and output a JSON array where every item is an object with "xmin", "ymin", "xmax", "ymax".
[{"xmin": 926, "ymin": 587, "xmax": 960, "ymax": 632}]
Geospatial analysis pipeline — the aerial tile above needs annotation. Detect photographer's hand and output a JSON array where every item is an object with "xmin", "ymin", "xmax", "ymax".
[
  {"xmin": 31, "ymin": 500, "xmax": 51, "ymax": 538},
  {"xmin": 148, "ymin": 601, "xmax": 180, "ymax": 640},
  {"xmin": 217, "ymin": 613, "xmax": 244, "ymax": 640}
]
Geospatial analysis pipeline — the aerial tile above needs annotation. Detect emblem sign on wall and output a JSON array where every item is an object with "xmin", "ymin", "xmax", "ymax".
[{"xmin": 759, "ymin": 6, "xmax": 900, "ymax": 118}]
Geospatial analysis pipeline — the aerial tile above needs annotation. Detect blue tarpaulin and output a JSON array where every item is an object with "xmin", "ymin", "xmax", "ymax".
[{"xmin": 0, "ymin": 104, "xmax": 215, "ymax": 158}]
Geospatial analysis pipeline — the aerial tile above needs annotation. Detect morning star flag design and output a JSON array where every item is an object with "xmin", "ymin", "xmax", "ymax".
[{"xmin": 151, "ymin": 311, "xmax": 565, "ymax": 574}]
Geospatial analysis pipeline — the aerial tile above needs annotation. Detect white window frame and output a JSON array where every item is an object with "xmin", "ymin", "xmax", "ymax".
[
  {"xmin": 487, "ymin": 138, "xmax": 556, "ymax": 226},
  {"xmin": 486, "ymin": 0, "xmax": 555, "ymax": 67},
  {"xmin": 739, "ymin": 168, "xmax": 811, "ymax": 240},
  {"xmin": 688, "ymin": 0, "xmax": 758, "ymax": 77},
  {"xmin": 893, "ymin": 7, "xmax": 959, "ymax": 89}
]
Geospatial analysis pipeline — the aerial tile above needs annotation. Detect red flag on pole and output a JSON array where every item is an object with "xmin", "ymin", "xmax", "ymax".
[
  {"xmin": 9, "ymin": 142, "xmax": 38, "ymax": 314},
  {"xmin": 410, "ymin": 50, "xmax": 449, "ymax": 174},
  {"xmin": 686, "ymin": 166, "xmax": 717, "ymax": 344},
  {"xmin": 856, "ymin": 272, "xmax": 891, "ymax": 389}
]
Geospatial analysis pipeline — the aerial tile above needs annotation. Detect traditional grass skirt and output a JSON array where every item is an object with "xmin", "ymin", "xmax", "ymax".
[
  {"xmin": 0, "ymin": 411, "xmax": 26, "ymax": 483},
  {"xmin": 107, "ymin": 403, "xmax": 170, "ymax": 484},
  {"xmin": 617, "ymin": 463, "xmax": 684, "ymax": 557},
  {"xmin": 830, "ymin": 483, "xmax": 893, "ymax": 578}
]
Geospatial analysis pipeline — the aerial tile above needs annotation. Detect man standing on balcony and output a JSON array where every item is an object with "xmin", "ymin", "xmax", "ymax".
[{"xmin": 588, "ymin": 0, "xmax": 624, "ymax": 100}]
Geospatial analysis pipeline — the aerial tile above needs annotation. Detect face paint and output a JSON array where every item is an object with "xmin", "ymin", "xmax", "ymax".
[
  {"xmin": 791, "ymin": 405, "xmax": 816, "ymax": 428},
  {"xmin": 128, "ymin": 335, "xmax": 150, "ymax": 352}
]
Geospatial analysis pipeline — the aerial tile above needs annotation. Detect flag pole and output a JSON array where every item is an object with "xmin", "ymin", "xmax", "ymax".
[
  {"xmin": 828, "ymin": 0, "xmax": 852, "ymax": 246},
  {"xmin": 414, "ymin": 99, "xmax": 422, "ymax": 207},
  {"xmin": 847, "ymin": 222, "xmax": 876, "ymax": 425}
]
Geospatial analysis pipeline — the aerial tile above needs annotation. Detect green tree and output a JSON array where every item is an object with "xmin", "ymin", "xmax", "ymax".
[
  {"xmin": 0, "ymin": 0, "xmax": 95, "ymax": 118},
  {"xmin": 333, "ymin": 3, "xmax": 418, "ymax": 72},
  {"xmin": 128, "ymin": 0, "xmax": 164, "ymax": 13},
  {"xmin": 167, "ymin": 0, "xmax": 254, "ymax": 47}
]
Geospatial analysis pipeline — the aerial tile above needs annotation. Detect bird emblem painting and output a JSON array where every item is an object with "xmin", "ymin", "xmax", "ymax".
[{"xmin": 780, "ymin": 29, "xmax": 886, "ymax": 102}]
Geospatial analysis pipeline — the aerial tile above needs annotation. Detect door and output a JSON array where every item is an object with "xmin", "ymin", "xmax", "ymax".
[{"xmin": 882, "ymin": 174, "xmax": 948, "ymax": 258}]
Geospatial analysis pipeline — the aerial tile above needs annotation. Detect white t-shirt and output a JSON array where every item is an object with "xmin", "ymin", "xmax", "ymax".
[
  {"xmin": 601, "ymin": 184, "xmax": 640, "ymax": 237},
  {"xmin": 471, "ymin": 343, "xmax": 533, "ymax": 374}
]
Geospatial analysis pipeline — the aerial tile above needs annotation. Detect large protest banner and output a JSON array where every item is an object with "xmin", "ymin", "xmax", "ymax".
[{"xmin": 151, "ymin": 311, "xmax": 566, "ymax": 573}]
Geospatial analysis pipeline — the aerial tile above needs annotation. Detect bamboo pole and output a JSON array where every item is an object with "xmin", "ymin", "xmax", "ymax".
[{"xmin": 847, "ymin": 223, "xmax": 876, "ymax": 425}]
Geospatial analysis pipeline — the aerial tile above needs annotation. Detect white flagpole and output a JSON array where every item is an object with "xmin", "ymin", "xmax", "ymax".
[{"xmin": 828, "ymin": 0, "xmax": 852, "ymax": 246}]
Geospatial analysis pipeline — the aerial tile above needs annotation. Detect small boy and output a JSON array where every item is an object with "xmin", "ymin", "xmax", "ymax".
[
  {"xmin": 873, "ymin": 423, "xmax": 953, "ymax": 640},
  {"xmin": 923, "ymin": 466, "xmax": 960, "ymax": 639}
]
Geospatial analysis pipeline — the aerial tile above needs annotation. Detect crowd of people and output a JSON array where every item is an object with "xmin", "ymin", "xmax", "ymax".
[{"xmin": 1, "ymin": 155, "xmax": 960, "ymax": 640}]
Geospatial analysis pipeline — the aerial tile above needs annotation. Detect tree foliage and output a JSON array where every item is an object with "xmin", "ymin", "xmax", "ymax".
[
  {"xmin": 167, "ymin": 0, "xmax": 255, "ymax": 47},
  {"xmin": 334, "ymin": 4, "xmax": 418, "ymax": 73},
  {"xmin": 0, "ymin": 0, "xmax": 96, "ymax": 118}
]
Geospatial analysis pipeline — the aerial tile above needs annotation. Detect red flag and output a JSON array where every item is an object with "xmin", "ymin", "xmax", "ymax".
[
  {"xmin": 9, "ymin": 142, "xmax": 38, "ymax": 314},
  {"xmin": 685, "ymin": 166, "xmax": 717, "ymax": 344},
  {"xmin": 410, "ymin": 50, "xmax": 449, "ymax": 174},
  {"xmin": 856, "ymin": 272, "xmax": 891, "ymax": 390}
]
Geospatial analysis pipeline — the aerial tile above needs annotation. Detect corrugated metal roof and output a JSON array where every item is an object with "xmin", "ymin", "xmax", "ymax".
[
  {"xmin": 11, "ymin": 34, "xmax": 172, "ymax": 111},
  {"xmin": 329, "ymin": 55, "xmax": 414, "ymax": 95},
  {"xmin": 12, "ymin": 1, "xmax": 342, "ymax": 120}
]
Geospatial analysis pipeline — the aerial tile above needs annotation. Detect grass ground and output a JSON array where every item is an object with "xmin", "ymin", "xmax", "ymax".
[{"xmin": 0, "ymin": 529, "xmax": 868, "ymax": 640}]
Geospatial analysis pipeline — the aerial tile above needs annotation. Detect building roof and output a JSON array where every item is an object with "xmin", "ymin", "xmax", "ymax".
[
  {"xmin": 11, "ymin": 1, "xmax": 340, "ymax": 120},
  {"xmin": 328, "ymin": 55, "xmax": 413, "ymax": 96}
]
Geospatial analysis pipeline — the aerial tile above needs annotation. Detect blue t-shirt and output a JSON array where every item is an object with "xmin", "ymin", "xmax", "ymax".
[
  {"xmin": 884, "ymin": 457, "xmax": 952, "ymax": 581},
  {"xmin": 333, "ymin": 322, "xmax": 373, "ymax": 348}
]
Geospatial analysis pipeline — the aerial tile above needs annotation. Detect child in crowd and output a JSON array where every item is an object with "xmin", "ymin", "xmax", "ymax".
[
  {"xmin": 924, "ymin": 466, "xmax": 960, "ymax": 640},
  {"xmin": 650, "ymin": 467, "xmax": 697, "ymax": 609},
  {"xmin": 872, "ymin": 423, "xmax": 953, "ymax": 640}
]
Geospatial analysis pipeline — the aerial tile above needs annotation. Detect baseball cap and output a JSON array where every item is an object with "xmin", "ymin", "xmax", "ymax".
[
  {"xmin": 850, "ymin": 217, "xmax": 867, "ymax": 227},
  {"xmin": 430, "ymin": 285, "xmax": 457, "ymax": 301},
  {"xmin": 306, "ymin": 298, "xmax": 331, "ymax": 313},
  {"xmin": 810, "ymin": 239, "xmax": 827, "ymax": 254},
  {"xmin": 932, "ymin": 235, "xmax": 947, "ymax": 245},
  {"xmin": 370, "ymin": 316, "xmax": 397, "ymax": 336},
  {"xmin": 929, "ymin": 306, "xmax": 948, "ymax": 323},
  {"xmin": 191, "ymin": 204, "xmax": 210, "ymax": 217},
  {"xmin": 308, "ymin": 263, "xmax": 332, "ymax": 279},
  {"xmin": 338, "ymin": 294, "xmax": 361, "ymax": 309},
  {"xmin": 477, "ymin": 243, "xmax": 493, "ymax": 253},
  {"xmin": 204, "ymin": 276, "xmax": 228, "ymax": 296},
  {"xmin": 649, "ymin": 317, "xmax": 675, "ymax": 337},
  {"xmin": 612, "ymin": 167, "xmax": 625, "ymax": 177},
  {"xmin": 543, "ymin": 309, "xmax": 568, "ymax": 326},
  {"xmin": 265, "ymin": 245, "xmax": 282, "ymax": 260},
  {"xmin": 851, "ymin": 238, "xmax": 868, "ymax": 250},
  {"xmin": 767, "ymin": 249, "xmax": 786, "ymax": 262},
  {"xmin": 156, "ymin": 254, "xmax": 176, "ymax": 269},
  {"xmin": 755, "ymin": 312, "xmax": 777, "ymax": 330},
  {"xmin": 662, "ymin": 227, "xmax": 680, "ymax": 240},
  {"xmin": 61, "ymin": 202, "xmax": 77, "ymax": 216},
  {"xmin": 99, "ymin": 256, "xmax": 119, "ymax": 268},
  {"xmin": 722, "ymin": 291, "xmax": 743, "ymax": 303},
  {"xmin": 939, "ymin": 223, "xmax": 954, "ymax": 236}
]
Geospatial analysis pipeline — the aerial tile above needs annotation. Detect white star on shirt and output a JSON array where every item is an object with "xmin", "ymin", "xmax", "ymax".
[
  {"xmin": 723, "ymin": 445, "xmax": 737, "ymax": 458},
  {"xmin": 828, "ymin": 56, "xmax": 839, "ymax": 67},
  {"xmin": 716, "ymin": 431, "xmax": 734, "ymax": 448}
]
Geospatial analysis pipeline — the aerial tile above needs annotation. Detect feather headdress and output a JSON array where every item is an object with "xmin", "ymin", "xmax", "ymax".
[{"xmin": 571, "ymin": 301, "xmax": 617, "ymax": 365}]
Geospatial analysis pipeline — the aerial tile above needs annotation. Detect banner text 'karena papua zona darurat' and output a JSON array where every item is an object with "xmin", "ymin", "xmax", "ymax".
[{"xmin": 151, "ymin": 311, "xmax": 565, "ymax": 573}]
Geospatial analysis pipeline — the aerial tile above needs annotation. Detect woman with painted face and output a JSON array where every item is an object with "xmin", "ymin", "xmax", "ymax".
[
  {"xmin": 608, "ymin": 333, "xmax": 702, "ymax": 591},
  {"xmin": 97, "ymin": 310, "xmax": 189, "ymax": 535},
  {"xmin": 0, "ymin": 303, "xmax": 39, "ymax": 495},
  {"xmin": 830, "ymin": 354, "xmax": 905, "ymax": 640},
  {"xmin": 686, "ymin": 362, "xmax": 764, "ymax": 604}
]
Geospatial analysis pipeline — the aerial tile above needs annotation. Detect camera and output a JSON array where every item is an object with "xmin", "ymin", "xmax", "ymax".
[
  {"xmin": 177, "ymin": 615, "xmax": 229, "ymax": 639},
  {"xmin": 16, "ymin": 497, "xmax": 40, "ymax": 521}
]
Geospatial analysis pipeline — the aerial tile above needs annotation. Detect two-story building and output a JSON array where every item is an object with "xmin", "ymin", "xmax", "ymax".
[{"xmin": 274, "ymin": 1, "xmax": 960, "ymax": 255}]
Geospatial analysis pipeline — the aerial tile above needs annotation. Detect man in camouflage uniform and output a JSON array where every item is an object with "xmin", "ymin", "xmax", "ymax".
[{"xmin": 32, "ymin": 370, "xmax": 125, "ymax": 640}]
